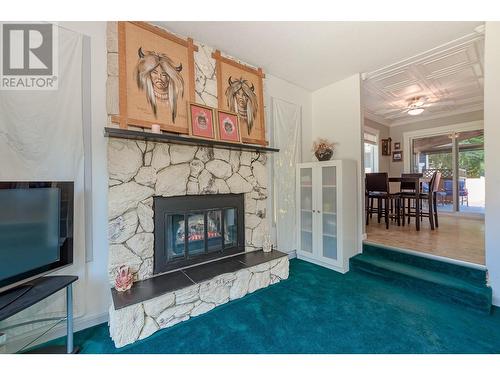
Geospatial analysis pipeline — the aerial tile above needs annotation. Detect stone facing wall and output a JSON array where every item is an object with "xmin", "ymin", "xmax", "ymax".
[
  {"xmin": 108, "ymin": 139, "xmax": 270, "ymax": 283},
  {"xmin": 109, "ymin": 256, "xmax": 289, "ymax": 348}
]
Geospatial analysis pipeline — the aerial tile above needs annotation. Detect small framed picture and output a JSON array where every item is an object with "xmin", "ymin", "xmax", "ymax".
[
  {"xmin": 392, "ymin": 150, "xmax": 403, "ymax": 162},
  {"xmin": 188, "ymin": 103, "xmax": 216, "ymax": 140},
  {"xmin": 216, "ymin": 110, "xmax": 241, "ymax": 143},
  {"xmin": 381, "ymin": 138, "xmax": 392, "ymax": 156},
  {"xmin": 394, "ymin": 142, "xmax": 401, "ymax": 150}
]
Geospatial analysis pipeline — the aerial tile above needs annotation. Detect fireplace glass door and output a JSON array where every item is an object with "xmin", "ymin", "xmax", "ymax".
[
  {"xmin": 206, "ymin": 210, "xmax": 223, "ymax": 252},
  {"xmin": 224, "ymin": 208, "xmax": 237, "ymax": 248},
  {"xmin": 154, "ymin": 194, "xmax": 245, "ymax": 273},
  {"xmin": 165, "ymin": 210, "xmax": 227, "ymax": 261}
]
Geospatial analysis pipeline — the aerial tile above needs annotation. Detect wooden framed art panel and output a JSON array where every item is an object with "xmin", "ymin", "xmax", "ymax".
[
  {"xmin": 188, "ymin": 102, "xmax": 216, "ymax": 140},
  {"xmin": 392, "ymin": 150, "xmax": 403, "ymax": 162},
  {"xmin": 216, "ymin": 109, "xmax": 241, "ymax": 144},
  {"xmin": 381, "ymin": 138, "xmax": 392, "ymax": 156},
  {"xmin": 213, "ymin": 50, "xmax": 267, "ymax": 146},
  {"xmin": 115, "ymin": 21, "xmax": 197, "ymax": 133}
]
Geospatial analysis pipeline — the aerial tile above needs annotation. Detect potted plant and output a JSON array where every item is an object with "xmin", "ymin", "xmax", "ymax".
[{"xmin": 313, "ymin": 138, "xmax": 335, "ymax": 161}]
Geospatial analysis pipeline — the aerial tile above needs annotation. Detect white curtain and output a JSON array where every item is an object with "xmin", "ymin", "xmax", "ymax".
[
  {"xmin": 0, "ymin": 25, "xmax": 85, "ymax": 348},
  {"xmin": 272, "ymin": 98, "xmax": 301, "ymax": 253}
]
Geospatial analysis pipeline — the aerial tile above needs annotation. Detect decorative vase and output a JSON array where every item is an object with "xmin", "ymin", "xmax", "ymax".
[
  {"xmin": 263, "ymin": 234, "xmax": 272, "ymax": 253},
  {"xmin": 115, "ymin": 266, "xmax": 134, "ymax": 292},
  {"xmin": 315, "ymin": 148, "xmax": 333, "ymax": 161}
]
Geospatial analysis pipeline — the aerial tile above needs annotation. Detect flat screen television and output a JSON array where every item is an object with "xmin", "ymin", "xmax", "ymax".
[{"xmin": 0, "ymin": 182, "xmax": 74, "ymax": 294}]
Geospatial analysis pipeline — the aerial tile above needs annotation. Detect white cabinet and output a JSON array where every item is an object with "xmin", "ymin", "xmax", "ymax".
[{"xmin": 296, "ymin": 160, "xmax": 358, "ymax": 273}]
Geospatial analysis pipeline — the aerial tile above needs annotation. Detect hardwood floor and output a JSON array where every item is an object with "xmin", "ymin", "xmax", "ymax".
[{"xmin": 365, "ymin": 214, "xmax": 485, "ymax": 265}]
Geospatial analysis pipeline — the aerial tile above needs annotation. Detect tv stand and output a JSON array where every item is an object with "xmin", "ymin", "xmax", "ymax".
[
  {"xmin": 0, "ymin": 276, "xmax": 79, "ymax": 354},
  {"xmin": 0, "ymin": 284, "xmax": 33, "ymax": 311}
]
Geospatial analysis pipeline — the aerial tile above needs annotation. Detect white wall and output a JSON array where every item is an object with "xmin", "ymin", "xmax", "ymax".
[
  {"xmin": 58, "ymin": 21, "xmax": 110, "ymax": 330},
  {"xmin": 312, "ymin": 74, "xmax": 363, "ymax": 250},
  {"xmin": 484, "ymin": 22, "xmax": 500, "ymax": 305}
]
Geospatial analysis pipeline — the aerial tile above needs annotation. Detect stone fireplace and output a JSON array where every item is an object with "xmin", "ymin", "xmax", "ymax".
[
  {"xmin": 107, "ymin": 141, "xmax": 271, "ymax": 283},
  {"xmin": 105, "ymin": 21, "xmax": 288, "ymax": 349},
  {"xmin": 107, "ymin": 139, "xmax": 289, "ymax": 348}
]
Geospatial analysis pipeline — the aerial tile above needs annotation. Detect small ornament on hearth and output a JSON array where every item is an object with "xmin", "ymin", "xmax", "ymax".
[
  {"xmin": 115, "ymin": 265, "xmax": 134, "ymax": 292},
  {"xmin": 262, "ymin": 233, "xmax": 273, "ymax": 253},
  {"xmin": 313, "ymin": 138, "xmax": 335, "ymax": 161}
]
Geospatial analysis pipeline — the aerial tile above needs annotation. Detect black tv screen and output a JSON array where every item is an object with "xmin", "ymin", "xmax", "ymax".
[{"xmin": 0, "ymin": 182, "xmax": 73, "ymax": 293}]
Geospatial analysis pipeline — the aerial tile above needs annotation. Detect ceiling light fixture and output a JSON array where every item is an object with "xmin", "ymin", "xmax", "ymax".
[
  {"xmin": 406, "ymin": 96, "xmax": 426, "ymax": 116},
  {"xmin": 407, "ymin": 107, "xmax": 424, "ymax": 116}
]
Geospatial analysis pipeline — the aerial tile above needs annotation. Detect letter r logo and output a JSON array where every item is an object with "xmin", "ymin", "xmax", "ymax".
[{"xmin": 2, "ymin": 24, "xmax": 53, "ymax": 76}]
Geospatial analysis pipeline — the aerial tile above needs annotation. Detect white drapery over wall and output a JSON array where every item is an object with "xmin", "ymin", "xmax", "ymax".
[
  {"xmin": 272, "ymin": 98, "xmax": 301, "ymax": 253},
  {"xmin": 0, "ymin": 25, "xmax": 87, "ymax": 349}
]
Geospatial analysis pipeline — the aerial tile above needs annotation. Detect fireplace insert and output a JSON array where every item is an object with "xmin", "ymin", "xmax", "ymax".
[{"xmin": 153, "ymin": 194, "xmax": 245, "ymax": 273}]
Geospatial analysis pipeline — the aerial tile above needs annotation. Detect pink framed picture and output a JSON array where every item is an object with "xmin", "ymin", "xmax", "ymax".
[
  {"xmin": 216, "ymin": 110, "xmax": 241, "ymax": 143},
  {"xmin": 188, "ymin": 103, "xmax": 216, "ymax": 140}
]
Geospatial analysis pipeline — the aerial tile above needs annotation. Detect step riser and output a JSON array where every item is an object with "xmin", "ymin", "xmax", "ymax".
[
  {"xmin": 351, "ymin": 258, "xmax": 492, "ymax": 315},
  {"xmin": 363, "ymin": 244, "xmax": 487, "ymax": 286}
]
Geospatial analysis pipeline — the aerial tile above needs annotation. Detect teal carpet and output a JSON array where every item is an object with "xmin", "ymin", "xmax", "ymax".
[{"xmin": 43, "ymin": 259, "xmax": 500, "ymax": 353}]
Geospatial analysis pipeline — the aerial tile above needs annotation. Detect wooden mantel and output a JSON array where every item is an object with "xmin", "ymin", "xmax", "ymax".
[{"xmin": 104, "ymin": 127, "xmax": 280, "ymax": 153}]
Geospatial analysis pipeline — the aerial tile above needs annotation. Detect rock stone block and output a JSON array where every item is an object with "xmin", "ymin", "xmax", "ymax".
[
  {"xmin": 108, "ymin": 211, "xmax": 138, "ymax": 244},
  {"xmin": 155, "ymin": 164, "xmax": 190, "ymax": 197},
  {"xmin": 108, "ymin": 182, "xmax": 154, "ymax": 220}
]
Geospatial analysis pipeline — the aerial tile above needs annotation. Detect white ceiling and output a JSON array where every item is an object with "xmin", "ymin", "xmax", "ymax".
[
  {"xmin": 363, "ymin": 28, "xmax": 485, "ymax": 126},
  {"xmin": 155, "ymin": 21, "xmax": 483, "ymax": 91}
]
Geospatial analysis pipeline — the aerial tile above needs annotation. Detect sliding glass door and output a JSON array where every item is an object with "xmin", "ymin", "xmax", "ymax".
[
  {"xmin": 458, "ymin": 130, "xmax": 485, "ymax": 213},
  {"xmin": 410, "ymin": 130, "xmax": 484, "ymax": 214}
]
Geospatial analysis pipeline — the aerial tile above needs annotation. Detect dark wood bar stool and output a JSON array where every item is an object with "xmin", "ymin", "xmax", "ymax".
[
  {"xmin": 365, "ymin": 173, "xmax": 400, "ymax": 229},
  {"xmin": 398, "ymin": 173, "xmax": 421, "ymax": 227},
  {"xmin": 400, "ymin": 171, "xmax": 441, "ymax": 230}
]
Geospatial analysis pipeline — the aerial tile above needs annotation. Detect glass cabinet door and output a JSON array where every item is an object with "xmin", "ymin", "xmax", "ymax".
[
  {"xmin": 321, "ymin": 166, "xmax": 337, "ymax": 260},
  {"xmin": 299, "ymin": 167, "xmax": 313, "ymax": 253}
]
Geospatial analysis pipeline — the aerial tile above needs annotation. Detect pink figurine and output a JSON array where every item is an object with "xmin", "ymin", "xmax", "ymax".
[{"xmin": 115, "ymin": 266, "xmax": 134, "ymax": 292}]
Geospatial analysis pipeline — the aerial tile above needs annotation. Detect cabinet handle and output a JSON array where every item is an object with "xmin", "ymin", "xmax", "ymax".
[{"xmin": 318, "ymin": 210, "xmax": 321, "ymax": 213}]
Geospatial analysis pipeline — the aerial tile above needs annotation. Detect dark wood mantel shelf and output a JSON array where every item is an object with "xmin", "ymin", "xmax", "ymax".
[{"xmin": 104, "ymin": 127, "xmax": 280, "ymax": 153}]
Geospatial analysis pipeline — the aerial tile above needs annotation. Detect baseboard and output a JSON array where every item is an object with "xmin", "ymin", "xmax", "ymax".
[{"xmin": 286, "ymin": 250, "xmax": 297, "ymax": 259}]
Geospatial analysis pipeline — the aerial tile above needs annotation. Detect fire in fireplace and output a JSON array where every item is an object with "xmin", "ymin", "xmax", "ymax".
[{"xmin": 153, "ymin": 194, "xmax": 245, "ymax": 273}]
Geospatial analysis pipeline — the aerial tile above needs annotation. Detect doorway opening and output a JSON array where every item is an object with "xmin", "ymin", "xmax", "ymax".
[
  {"xmin": 361, "ymin": 28, "xmax": 485, "ymax": 265},
  {"xmin": 410, "ymin": 129, "xmax": 484, "ymax": 214}
]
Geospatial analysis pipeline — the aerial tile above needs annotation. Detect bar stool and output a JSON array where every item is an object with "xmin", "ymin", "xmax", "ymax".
[{"xmin": 365, "ymin": 173, "xmax": 401, "ymax": 229}]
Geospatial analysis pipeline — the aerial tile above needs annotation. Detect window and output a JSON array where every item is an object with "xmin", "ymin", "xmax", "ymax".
[{"xmin": 364, "ymin": 131, "xmax": 378, "ymax": 173}]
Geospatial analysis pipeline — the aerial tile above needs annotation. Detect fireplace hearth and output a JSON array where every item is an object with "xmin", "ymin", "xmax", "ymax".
[{"xmin": 153, "ymin": 194, "xmax": 245, "ymax": 273}]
